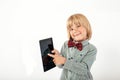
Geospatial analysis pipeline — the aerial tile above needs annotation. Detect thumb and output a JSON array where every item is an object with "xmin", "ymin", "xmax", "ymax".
[{"xmin": 48, "ymin": 54, "xmax": 55, "ymax": 58}]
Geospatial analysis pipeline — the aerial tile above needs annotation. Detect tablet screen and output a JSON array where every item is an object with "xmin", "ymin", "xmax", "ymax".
[{"xmin": 39, "ymin": 37, "xmax": 56, "ymax": 72}]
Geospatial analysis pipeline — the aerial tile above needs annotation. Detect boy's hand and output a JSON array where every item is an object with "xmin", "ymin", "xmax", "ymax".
[
  {"xmin": 51, "ymin": 49, "xmax": 59, "ymax": 55},
  {"xmin": 48, "ymin": 49, "xmax": 66, "ymax": 65}
]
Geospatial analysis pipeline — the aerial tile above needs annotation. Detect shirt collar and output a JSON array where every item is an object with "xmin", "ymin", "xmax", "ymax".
[{"xmin": 81, "ymin": 40, "xmax": 89, "ymax": 46}]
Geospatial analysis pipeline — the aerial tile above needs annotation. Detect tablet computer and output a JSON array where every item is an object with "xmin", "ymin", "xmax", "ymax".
[{"xmin": 39, "ymin": 37, "xmax": 56, "ymax": 72}]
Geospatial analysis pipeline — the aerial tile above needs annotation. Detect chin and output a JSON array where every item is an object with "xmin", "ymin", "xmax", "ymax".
[
  {"xmin": 74, "ymin": 37, "xmax": 83, "ymax": 42},
  {"xmin": 74, "ymin": 39, "xmax": 81, "ymax": 42}
]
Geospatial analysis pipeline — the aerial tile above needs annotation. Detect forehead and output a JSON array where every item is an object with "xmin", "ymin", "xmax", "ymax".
[
  {"xmin": 70, "ymin": 24, "xmax": 79, "ymax": 29},
  {"xmin": 67, "ymin": 18, "xmax": 81, "ymax": 28}
]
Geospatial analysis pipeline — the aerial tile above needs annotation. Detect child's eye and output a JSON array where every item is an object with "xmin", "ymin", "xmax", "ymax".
[
  {"xmin": 69, "ymin": 28, "xmax": 73, "ymax": 31},
  {"xmin": 76, "ymin": 24, "xmax": 81, "ymax": 28},
  {"xmin": 77, "ymin": 25, "xmax": 81, "ymax": 27}
]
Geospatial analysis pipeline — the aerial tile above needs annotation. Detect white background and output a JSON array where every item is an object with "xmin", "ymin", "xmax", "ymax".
[{"xmin": 0, "ymin": 0, "xmax": 120, "ymax": 80}]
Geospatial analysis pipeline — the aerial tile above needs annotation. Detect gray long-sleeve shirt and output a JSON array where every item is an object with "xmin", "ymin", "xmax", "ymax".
[{"xmin": 58, "ymin": 40, "xmax": 97, "ymax": 80}]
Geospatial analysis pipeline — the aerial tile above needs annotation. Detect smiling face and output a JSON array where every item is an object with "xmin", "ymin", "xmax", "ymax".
[
  {"xmin": 68, "ymin": 24, "xmax": 87, "ymax": 42},
  {"xmin": 67, "ymin": 14, "xmax": 92, "ymax": 41}
]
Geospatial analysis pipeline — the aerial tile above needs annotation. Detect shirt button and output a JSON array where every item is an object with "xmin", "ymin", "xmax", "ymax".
[
  {"xmin": 71, "ymin": 57, "xmax": 73, "ymax": 59},
  {"xmin": 68, "ymin": 58, "xmax": 71, "ymax": 60},
  {"xmin": 80, "ymin": 54, "xmax": 82, "ymax": 56}
]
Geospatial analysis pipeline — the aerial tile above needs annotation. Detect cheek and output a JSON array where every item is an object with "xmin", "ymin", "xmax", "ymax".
[
  {"xmin": 69, "ymin": 32, "xmax": 74, "ymax": 37},
  {"xmin": 80, "ymin": 28, "xmax": 87, "ymax": 34},
  {"xmin": 82, "ymin": 30, "xmax": 87, "ymax": 37}
]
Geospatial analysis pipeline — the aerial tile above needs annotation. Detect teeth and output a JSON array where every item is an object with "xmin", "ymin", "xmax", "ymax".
[{"xmin": 75, "ymin": 34, "xmax": 80, "ymax": 36}]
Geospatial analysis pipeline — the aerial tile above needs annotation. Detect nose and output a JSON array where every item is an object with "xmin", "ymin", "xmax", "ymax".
[{"xmin": 72, "ymin": 28, "xmax": 78, "ymax": 33}]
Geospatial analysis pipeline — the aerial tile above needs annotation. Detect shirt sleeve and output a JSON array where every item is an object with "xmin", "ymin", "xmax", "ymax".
[{"xmin": 63, "ymin": 44, "xmax": 97, "ymax": 75}]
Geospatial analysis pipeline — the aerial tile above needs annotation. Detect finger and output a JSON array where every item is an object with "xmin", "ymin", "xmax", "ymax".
[
  {"xmin": 48, "ymin": 54, "xmax": 55, "ymax": 58},
  {"xmin": 52, "ymin": 49, "xmax": 59, "ymax": 55},
  {"xmin": 53, "ymin": 59, "xmax": 56, "ymax": 64},
  {"xmin": 53, "ymin": 59, "xmax": 55, "ymax": 63}
]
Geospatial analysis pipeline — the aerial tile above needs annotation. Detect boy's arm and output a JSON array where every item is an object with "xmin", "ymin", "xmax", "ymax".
[{"xmin": 63, "ymin": 45, "xmax": 97, "ymax": 75}]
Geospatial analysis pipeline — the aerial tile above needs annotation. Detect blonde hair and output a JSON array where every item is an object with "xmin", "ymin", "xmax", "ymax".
[{"xmin": 67, "ymin": 13, "xmax": 92, "ymax": 40}]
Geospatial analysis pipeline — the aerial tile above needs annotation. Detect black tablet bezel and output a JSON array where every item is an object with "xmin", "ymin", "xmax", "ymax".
[{"xmin": 39, "ymin": 37, "xmax": 56, "ymax": 72}]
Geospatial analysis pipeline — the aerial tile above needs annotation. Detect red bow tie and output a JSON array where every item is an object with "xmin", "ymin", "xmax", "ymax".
[{"xmin": 68, "ymin": 40, "xmax": 82, "ymax": 51}]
